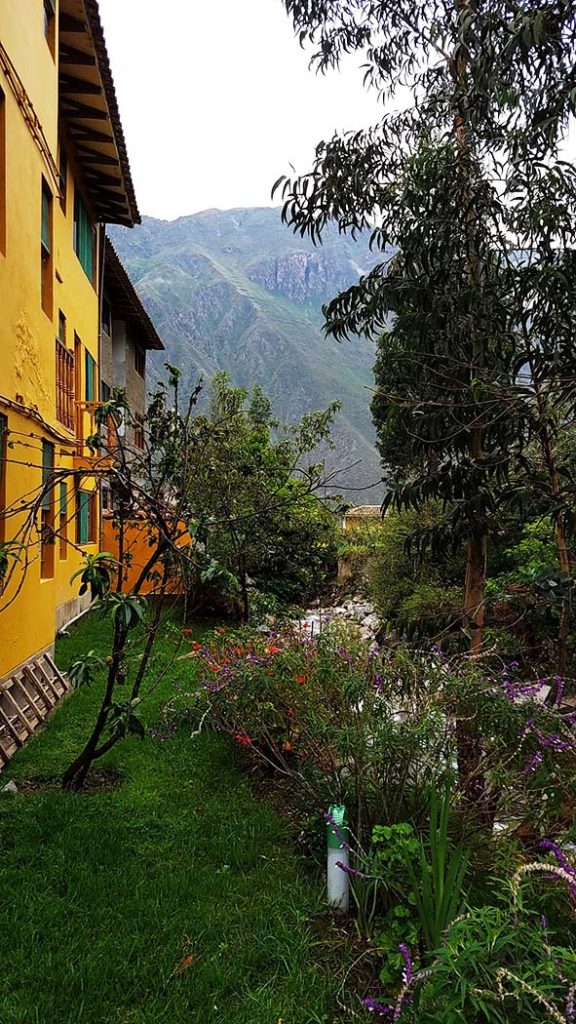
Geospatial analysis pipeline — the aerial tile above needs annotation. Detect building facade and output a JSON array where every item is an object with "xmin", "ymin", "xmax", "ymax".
[{"xmin": 0, "ymin": 0, "xmax": 141, "ymax": 682}]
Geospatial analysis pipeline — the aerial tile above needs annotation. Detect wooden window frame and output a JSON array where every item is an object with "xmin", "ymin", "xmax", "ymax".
[
  {"xmin": 59, "ymin": 481, "xmax": 68, "ymax": 559},
  {"xmin": 40, "ymin": 440, "xmax": 55, "ymax": 579},
  {"xmin": 59, "ymin": 145, "xmax": 67, "ymax": 214},
  {"xmin": 134, "ymin": 412, "xmax": 145, "ymax": 451},
  {"xmin": 134, "ymin": 345, "xmax": 145, "ymax": 378},
  {"xmin": 73, "ymin": 188, "xmax": 95, "ymax": 283},
  {"xmin": 76, "ymin": 489, "xmax": 96, "ymax": 546},
  {"xmin": 85, "ymin": 350, "xmax": 96, "ymax": 402},
  {"xmin": 43, "ymin": 0, "xmax": 56, "ymax": 59},
  {"xmin": 56, "ymin": 338, "xmax": 75, "ymax": 431},
  {"xmin": 41, "ymin": 178, "xmax": 53, "ymax": 318}
]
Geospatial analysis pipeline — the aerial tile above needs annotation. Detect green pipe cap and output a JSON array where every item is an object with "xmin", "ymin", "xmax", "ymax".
[{"xmin": 327, "ymin": 803, "xmax": 348, "ymax": 849}]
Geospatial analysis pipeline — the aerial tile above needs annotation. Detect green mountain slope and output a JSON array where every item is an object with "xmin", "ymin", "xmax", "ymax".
[{"xmin": 109, "ymin": 207, "xmax": 384, "ymax": 497}]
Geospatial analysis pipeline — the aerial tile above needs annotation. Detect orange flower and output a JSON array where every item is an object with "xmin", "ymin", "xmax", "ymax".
[
  {"xmin": 217, "ymin": 626, "xmax": 226, "ymax": 634},
  {"xmin": 281, "ymin": 741, "xmax": 293, "ymax": 752},
  {"xmin": 209, "ymin": 663, "xmax": 220, "ymax": 672},
  {"xmin": 266, "ymin": 644, "xmax": 282, "ymax": 655},
  {"xmin": 182, "ymin": 628, "xmax": 193, "ymax": 636}
]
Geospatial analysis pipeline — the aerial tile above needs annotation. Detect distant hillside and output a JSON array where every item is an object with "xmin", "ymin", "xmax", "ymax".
[{"xmin": 109, "ymin": 207, "xmax": 384, "ymax": 497}]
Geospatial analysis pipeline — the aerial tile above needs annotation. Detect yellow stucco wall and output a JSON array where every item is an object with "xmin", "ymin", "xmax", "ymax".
[{"xmin": 0, "ymin": 2, "xmax": 101, "ymax": 678}]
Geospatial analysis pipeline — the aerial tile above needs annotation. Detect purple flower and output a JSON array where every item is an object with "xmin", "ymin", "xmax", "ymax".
[
  {"xmin": 523, "ymin": 750, "xmax": 543, "ymax": 774},
  {"xmin": 335, "ymin": 860, "xmax": 368, "ymax": 879},
  {"xmin": 556, "ymin": 676, "xmax": 566, "ymax": 707},
  {"xmin": 361, "ymin": 998, "xmax": 393, "ymax": 1016},
  {"xmin": 398, "ymin": 944, "xmax": 413, "ymax": 985},
  {"xmin": 374, "ymin": 672, "xmax": 384, "ymax": 692},
  {"xmin": 539, "ymin": 839, "xmax": 576, "ymax": 878},
  {"xmin": 566, "ymin": 984, "xmax": 575, "ymax": 1024},
  {"xmin": 336, "ymin": 646, "xmax": 353, "ymax": 665},
  {"xmin": 535, "ymin": 727, "xmax": 573, "ymax": 751},
  {"xmin": 246, "ymin": 654, "xmax": 268, "ymax": 666},
  {"xmin": 200, "ymin": 680, "xmax": 226, "ymax": 693}
]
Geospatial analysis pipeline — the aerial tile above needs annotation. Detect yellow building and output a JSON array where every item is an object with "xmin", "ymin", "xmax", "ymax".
[{"xmin": 0, "ymin": 0, "xmax": 139, "ymax": 685}]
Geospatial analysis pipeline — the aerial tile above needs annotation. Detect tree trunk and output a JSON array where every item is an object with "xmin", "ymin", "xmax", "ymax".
[
  {"xmin": 62, "ymin": 622, "xmax": 127, "ymax": 791},
  {"xmin": 239, "ymin": 557, "xmax": 249, "ymax": 623}
]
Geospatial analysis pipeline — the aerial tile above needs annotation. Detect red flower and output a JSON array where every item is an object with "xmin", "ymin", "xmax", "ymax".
[
  {"xmin": 234, "ymin": 732, "xmax": 252, "ymax": 747},
  {"xmin": 192, "ymin": 641, "xmax": 201, "ymax": 651},
  {"xmin": 209, "ymin": 663, "xmax": 220, "ymax": 672},
  {"xmin": 296, "ymin": 675, "xmax": 306, "ymax": 684},
  {"xmin": 182, "ymin": 628, "xmax": 193, "ymax": 636}
]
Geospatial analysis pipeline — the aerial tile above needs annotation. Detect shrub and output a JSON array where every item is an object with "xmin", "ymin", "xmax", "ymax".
[{"xmin": 165, "ymin": 628, "xmax": 576, "ymax": 847}]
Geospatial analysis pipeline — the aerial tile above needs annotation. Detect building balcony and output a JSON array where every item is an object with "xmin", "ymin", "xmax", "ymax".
[{"xmin": 73, "ymin": 401, "xmax": 117, "ymax": 471}]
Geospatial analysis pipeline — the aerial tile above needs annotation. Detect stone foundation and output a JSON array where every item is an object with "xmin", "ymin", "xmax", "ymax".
[{"xmin": 55, "ymin": 592, "xmax": 92, "ymax": 632}]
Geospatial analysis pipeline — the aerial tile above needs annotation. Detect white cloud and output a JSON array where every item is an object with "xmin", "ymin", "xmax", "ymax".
[{"xmin": 98, "ymin": 0, "xmax": 379, "ymax": 220}]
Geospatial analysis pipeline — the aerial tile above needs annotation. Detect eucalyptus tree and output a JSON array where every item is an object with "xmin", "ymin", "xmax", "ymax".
[
  {"xmin": 275, "ymin": 1, "xmax": 576, "ymax": 803},
  {"xmin": 276, "ymin": 1, "xmax": 576, "ymax": 669}
]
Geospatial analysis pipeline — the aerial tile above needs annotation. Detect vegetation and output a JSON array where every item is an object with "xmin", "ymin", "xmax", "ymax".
[
  {"xmin": 0, "ymin": 615, "xmax": 337, "ymax": 1024},
  {"xmin": 182, "ymin": 372, "xmax": 340, "ymax": 620}
]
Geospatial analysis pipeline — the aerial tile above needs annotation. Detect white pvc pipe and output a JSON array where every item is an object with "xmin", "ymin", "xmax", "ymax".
[{"xmin": 327, "ymin": 804, "xmax": 349, "ymax": 912}]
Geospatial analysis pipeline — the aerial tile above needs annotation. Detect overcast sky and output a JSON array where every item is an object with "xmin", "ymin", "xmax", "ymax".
[{"xmin": 98, "ymin": 0, "xmax": 379, "ymax": 221}]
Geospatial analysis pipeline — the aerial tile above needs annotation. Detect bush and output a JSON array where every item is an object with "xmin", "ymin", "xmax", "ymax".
[{"xmin": 164, "ymin": 628, "xmax": 576, "ymax": 846}]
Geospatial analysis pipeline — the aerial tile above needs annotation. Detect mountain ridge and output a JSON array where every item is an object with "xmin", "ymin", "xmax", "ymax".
[{"xmin": 109, "ymin": 207, "xmax": 384, "ymax": 497}]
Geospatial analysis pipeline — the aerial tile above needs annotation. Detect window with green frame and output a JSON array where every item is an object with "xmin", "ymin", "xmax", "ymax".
[
  {"xmin": 40, "ymin": 440, "xmax": 55, "ymax": 578},
  {"xmin": 76, "ymin": 489, "xmax": 95, "ymax": 545},
  {"xmin": 41, "ymin": 178, "xmax": 53, "ymax": 315},
  {"xmin": 59, "ymin": 481, "xmax": 68, "ymax": 559},
  {"xmin": 85, "ymin": 350, "xmax": 96, "ymax": 401},
  {"xmin": 73, "ymin": 190, "xmax": 94, "ymax": 282}
]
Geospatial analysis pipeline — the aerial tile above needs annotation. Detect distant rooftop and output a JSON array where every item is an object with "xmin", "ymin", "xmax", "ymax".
[
  {"xmin": 344, "ymin": 505, "xmax": 382, "ymax": 518},
  {"xmin": 59, "ymin": 0, "xmax": 139, "ymax": 226},
  {"xmin": 105, "ymin": 240, "xmax": 164, "ymax": 351}
]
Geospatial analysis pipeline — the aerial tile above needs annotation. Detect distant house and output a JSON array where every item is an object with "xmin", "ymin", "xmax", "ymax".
[
  {"xmin": 342, "ymin": 505, "xmax": 383, "ymax": 532},
  {"xmin": 100, "ymin": 238, "xmax": 164, "ymax": 470}
]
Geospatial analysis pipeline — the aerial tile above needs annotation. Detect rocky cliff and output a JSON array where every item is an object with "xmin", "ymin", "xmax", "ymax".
[{"xmin": 109, "ymin": 207, "xmax": 384, "ymax": 497}]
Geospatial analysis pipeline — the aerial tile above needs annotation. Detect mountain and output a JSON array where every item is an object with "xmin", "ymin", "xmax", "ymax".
[{"xmin": 108, "ymin": 207, "xmax": 384, "ymax": 497}]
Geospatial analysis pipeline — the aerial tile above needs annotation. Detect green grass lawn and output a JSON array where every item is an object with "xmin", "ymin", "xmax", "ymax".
[{"xmin": 0, "ymin": 613, "xmax": 338, "ymax": 1024}]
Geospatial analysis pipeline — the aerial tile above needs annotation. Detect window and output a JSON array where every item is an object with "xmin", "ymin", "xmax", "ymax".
[
  {"xmin": 58, "ymin": 310, "xmax": 66, "ymax": 343},
  {"xmin": 76, "ymin": 489, "xmax": 96, "ymax": 545},
  {"xmin": 73, "ymin": 190, "xmax": 95, "ymax": 282},
  {"xmin": 40, "ymin": 440, "xmax": 55, "ymax": 579},
  {"xmin": 134, "ymin": 345, "xmax": 145, "ymax": 378},
  {"xmin": 0, "ymin": 414, "xmax": 7, "ymax": 545},
  {"xmin": 56, "ymin": 336, "xmax": 75, "ymax": 430},
  {"xmin": 0, "ymin": 88, "xmax": 6, "ymax": 255},
  {"xmin": 85, "ymin": 350, "xmax": 96, "ymax": 402},
  {"xmin": 59, "ymin": 482, "xmax": 68, "ymax": 559},
  {"xmin": 59, "ymin": 146, "xmax": 67, "ymax": 213},
  {"xmin": 41, "ymin": 179, "xmax": 53, "ymax": 316},
  {"xmin": 43, "ymin": 0, "xmax": 56, "ymax": 58},
  {"xmin": 102, "ymin": 296, "xmax": 112, "ymax": 336},
  {"xmin": 134, "ymin": 413, "xmax": 145, "ymax": 450}
]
